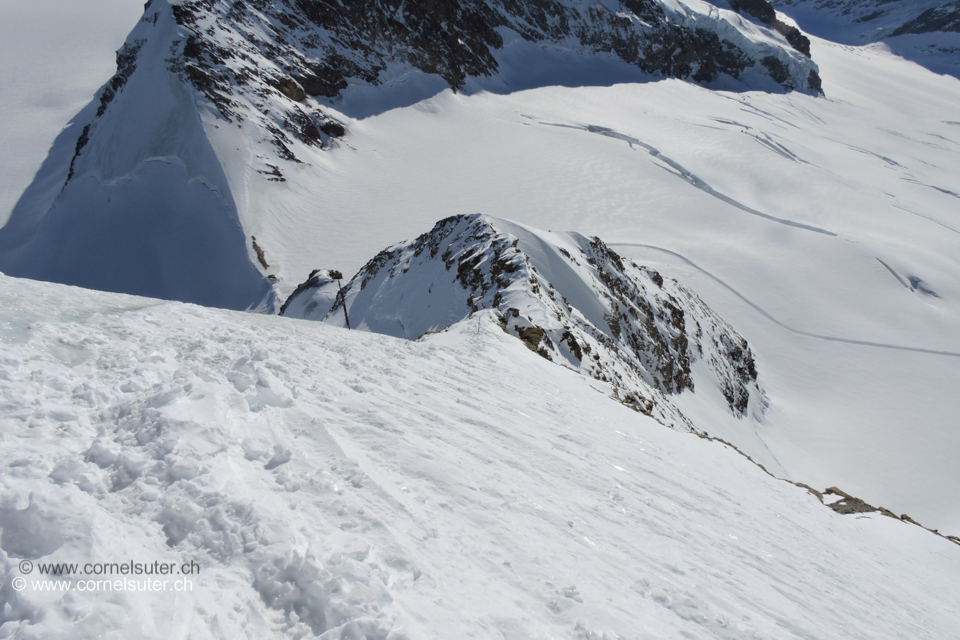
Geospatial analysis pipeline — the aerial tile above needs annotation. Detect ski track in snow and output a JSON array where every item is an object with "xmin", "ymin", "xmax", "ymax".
[
  {"xmin": 538, "ymin": 121, "xmax": 839, "ymax": 237},
  {"xmin": 611, "ymin": 243, "xmax": 960, "ymax": 358},
  {"xmin": 889, "ymin": 203, "xmax": 960, "ymax": 236}
]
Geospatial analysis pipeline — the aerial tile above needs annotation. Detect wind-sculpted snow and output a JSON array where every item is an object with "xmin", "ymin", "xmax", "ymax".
[
  {"xmin": 283, "ymin": 214, "xmax": 763, "ymax": 430},
  {"xmin": 1, "ymin": 273, "xmax": 959, "ymax": 639}
]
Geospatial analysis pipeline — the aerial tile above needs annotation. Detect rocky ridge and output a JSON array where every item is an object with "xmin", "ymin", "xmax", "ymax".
[
  {"xmin": 892, "ymin": 1, "xmax": 960, "ymax": 36},
  {"xmin": 770, "ymin": 0, "xmax": 960, "ymax": 78},
  {"xmin": 133, "ymin": 0, "xmax": 823, "ymax": 167},
  {"xmin": 163, "ymin": 0, "xmax": 821, "ymax": 154},
  {"xmin": 772, "ymin": 0, "xmax": 960, "ymax": 44},
  {"xmin": 772, "ymin": 0, "xmax": 953, "ymax": 34},
  {"xmin": 282, "ymin": 214, "xmax": 764, "ymax": 431}
]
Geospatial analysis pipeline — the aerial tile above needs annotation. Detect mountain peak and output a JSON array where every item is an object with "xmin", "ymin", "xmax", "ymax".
[{"xmin": 282, "ymin": 214, "xmax": 764, "ymax": 429}]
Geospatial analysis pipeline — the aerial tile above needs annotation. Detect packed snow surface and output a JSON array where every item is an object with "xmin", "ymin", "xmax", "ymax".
[{"xmin": 1, "ymin": 274, "xmax": 958, "ymax": 639}]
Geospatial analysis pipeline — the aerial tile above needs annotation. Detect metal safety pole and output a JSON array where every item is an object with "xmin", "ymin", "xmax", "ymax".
[{"xmin": 336, "ymin": 279, "xmax": 351, "ymax": 330}]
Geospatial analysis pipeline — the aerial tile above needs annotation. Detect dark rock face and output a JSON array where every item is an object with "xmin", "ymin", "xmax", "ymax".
[
  {"xmin": 67, "ymin": 39, "xmax": 146, "ymax": 181},
  {"xmin": 729, "ymin": 0, "xmax": 812, "ymax": 56},
  {"xmin": 731, "ymin": 0, "xmax": 777, "ymax": 24},
  {"xmin": 156, "ymin": 0, "xmax": 819, "ymax": 160},
  {"xmin": 892, "ymin": 1, "xmax": 960, "ymax": 35},
  {"xmin": 292, "ymin": 0, "xmax": 505, "ymax": 89}
]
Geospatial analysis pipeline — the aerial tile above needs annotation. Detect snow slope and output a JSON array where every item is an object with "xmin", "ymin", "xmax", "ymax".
[
  {"xmin": 0, "ymin": 0, "xmax": 146, "ymax": 226},
  {"xmin": 246, "ymin": 37, "xmax": 960, "ymax": 534},
  {"xmin": 0, "ymin": 4, "xmax": 275, "ymax": 311},
  {"xmin": 1, "ymin": 273, "xmax": 958, "ymax": 639},
  {"xmin": 1, "ymin": 0, "xmax": 959, "ymax": 592},
  {"xmin": 771, "ymin": 0, "xmax": 960, "ymax": 78}
]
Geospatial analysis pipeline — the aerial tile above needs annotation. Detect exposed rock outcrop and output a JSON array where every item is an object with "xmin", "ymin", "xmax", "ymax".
[
  {"xmin": 892, "ymin": 1, "xmax": 960, "ymax": 35},
  {"xmin": 728, "ymin": 0, "xmax": 813, "ymax": 56},
  {"xmin": 163, "ymin": 0, "xmax": 821, "ymax": 161},
  {"xmin": 282, "ymin": 214, "xmax": 765, "ymax": 430}
]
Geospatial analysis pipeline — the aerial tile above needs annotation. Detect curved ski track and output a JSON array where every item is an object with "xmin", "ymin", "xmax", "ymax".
[
  {"xmin": 610, "ymin": 242, "xmax": 960, "ymax": 358},
  {"xmin": 539, "ymin": 121, "xmax": 838, "ymax": 236}
]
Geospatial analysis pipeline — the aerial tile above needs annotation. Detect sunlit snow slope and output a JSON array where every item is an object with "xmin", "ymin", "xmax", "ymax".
[{"xmin": 1, "ymin": 274, "xmax": 958, "ymax": 639}]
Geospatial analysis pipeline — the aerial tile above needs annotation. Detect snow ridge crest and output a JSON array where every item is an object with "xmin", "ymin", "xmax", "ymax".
[{"xmin": 283, "ymin": 214, "xmax": 763, "ymax": 430}]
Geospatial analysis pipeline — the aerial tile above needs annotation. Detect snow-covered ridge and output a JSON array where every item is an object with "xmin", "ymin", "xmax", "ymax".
[
  {"xmin": 282, "ymin": 214, "xmax": 763, "ymax": 430},
  {"xmin": 0, "ymin": 1, "xmax": 276, "ymax": 311},
  {"xmin": 892, "ymin": 1, "xmax": 960, "ymax": 36}
]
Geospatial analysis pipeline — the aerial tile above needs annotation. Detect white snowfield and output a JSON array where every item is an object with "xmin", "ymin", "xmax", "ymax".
[
  {"xmin": 2, "ymin": 1, "xmax": 951, "ymax": 537},
  {"xmin": 1, "ymin": 274, "xmax": 958, "ymax": 639},
  {"xmin": 2, "ymin": 0, "xmax": 960, "ymax": 635},
  {"xmin": 256, "ymin": 38, "xmax": 960, "ymax": 537}
]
